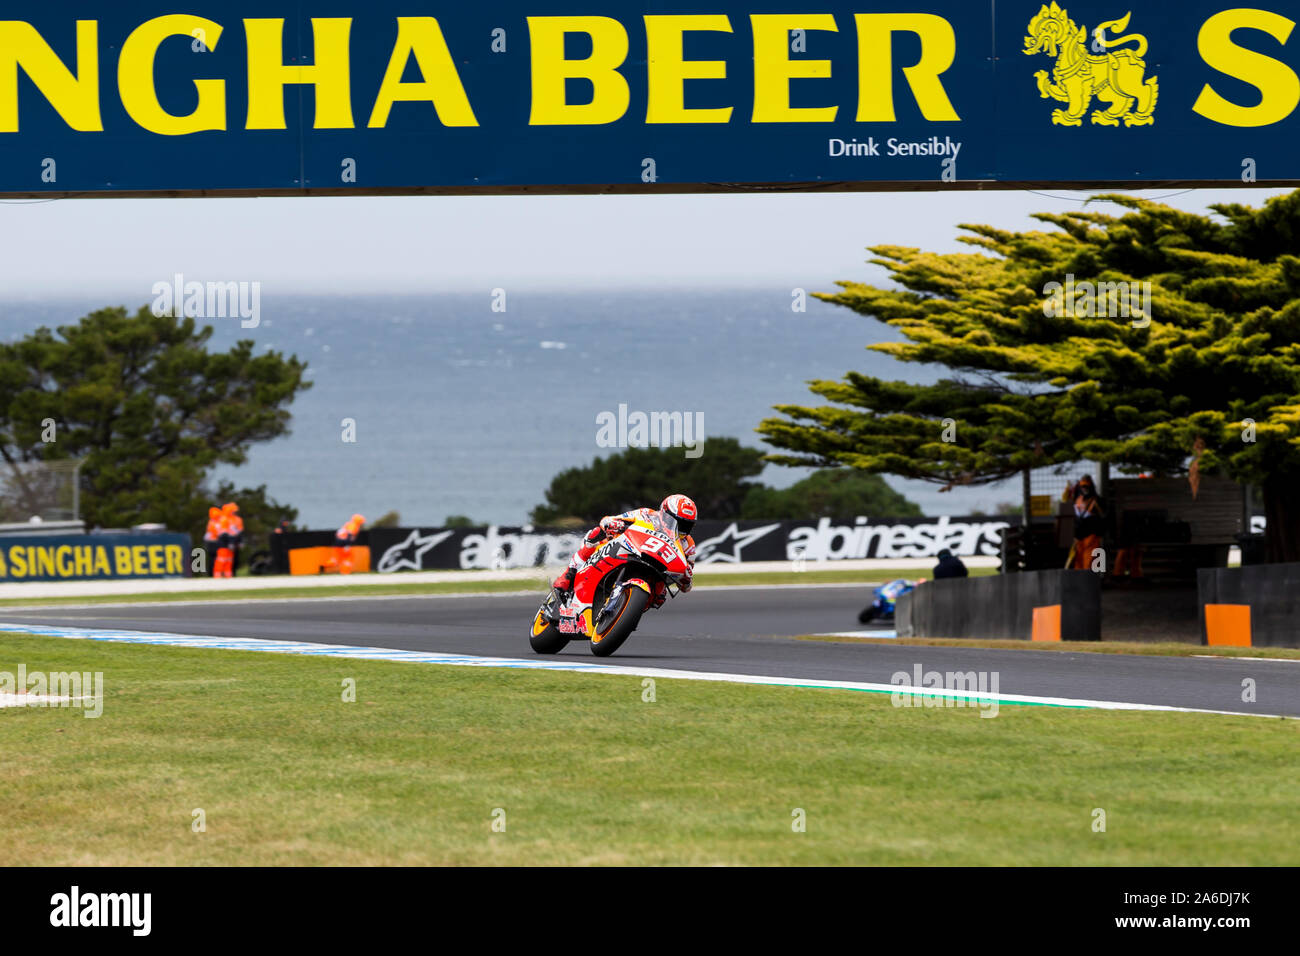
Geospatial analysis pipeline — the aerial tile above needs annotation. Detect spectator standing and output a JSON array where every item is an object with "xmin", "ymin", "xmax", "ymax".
[
  {"xmin": 1063, "ymin": 475, "xmax": 1105, "ymax": 570},
  {"xmin": 223, "ymin": 502, "xmax": 245, "ymax": 576},
  {"xmin": 203, "ymin": 506, "xmax": 222, "ymax": 577},
  {"xmin": 332, "ymin": 514, "xmax": 366, "ymax": 574},
  {"xmin": 933, "ymin": 548, "xmax": 969, "ymax": 579}
]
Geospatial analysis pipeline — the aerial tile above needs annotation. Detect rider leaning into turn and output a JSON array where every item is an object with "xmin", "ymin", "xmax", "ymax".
[{"xmin": 552, "ymin": 494, "xmax": 699, "ymax": 607}]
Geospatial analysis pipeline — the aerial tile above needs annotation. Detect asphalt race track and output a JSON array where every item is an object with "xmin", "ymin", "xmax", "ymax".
[{"xmin": 2, "ymin": 584, "xmax": 1296, "ymax": 717}]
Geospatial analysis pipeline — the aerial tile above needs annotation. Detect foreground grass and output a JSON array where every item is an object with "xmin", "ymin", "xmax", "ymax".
[
  {"xmin": 0, "ymin": 634, "xmax": 1294, "ymax": 865},
  {"xmin": 797, "ymin": 635, "xmax": 1300, "ymax": 660},
  {"xmin": 0, "ymin": 566, "xmax": 996, "ymax": 610}
]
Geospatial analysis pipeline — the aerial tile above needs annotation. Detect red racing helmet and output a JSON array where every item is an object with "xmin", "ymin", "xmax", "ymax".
[{"xmin": 659, "ymin": 494, "xmax": 698, "ymax": 537}]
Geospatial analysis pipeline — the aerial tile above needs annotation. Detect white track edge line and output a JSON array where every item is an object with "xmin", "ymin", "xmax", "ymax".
[{"xmin": 0, "ymin": 622, "xmax": 1288, "ymax": 720}]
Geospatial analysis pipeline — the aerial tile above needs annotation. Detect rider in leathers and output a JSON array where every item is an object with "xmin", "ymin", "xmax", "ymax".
[{"xmin": 552, "ymin": 494, "xmax": 699, "ymax": 608}]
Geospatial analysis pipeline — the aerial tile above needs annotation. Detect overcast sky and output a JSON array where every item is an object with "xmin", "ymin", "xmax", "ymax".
[{"xmin": 0, "ymin": 187, "xmax": 1289, "ymax": 299}]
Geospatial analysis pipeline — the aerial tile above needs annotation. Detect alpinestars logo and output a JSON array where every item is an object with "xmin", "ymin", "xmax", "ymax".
[
  {"xmin": 694, "ymin": 523, "xmax": 781, "ymax": 564},
  {"xmin": 377, "ymin": 529, "xmax": 454, "ymax": 573}
]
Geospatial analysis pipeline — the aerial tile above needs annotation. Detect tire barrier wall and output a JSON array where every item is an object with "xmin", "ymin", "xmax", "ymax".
[
  {"xmin": 1198, "ymin": 564, "xmax": 1300, "ymax": 649},
  {"xmin": 897, "ymin": 570, "xmax": 1101, "ymax": 642}
]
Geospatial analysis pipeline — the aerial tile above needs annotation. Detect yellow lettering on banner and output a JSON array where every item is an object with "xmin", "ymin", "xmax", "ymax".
[
  {"xmin": 0, "ymin": 20, "xmax": 102, "ymax": 133},
  {"xmin": 74, "ymin": 546, "xmax": 94, "ymax": 577},
  {"xmin": 132, "ymin": 545, "xmax": 148, "ymax": 576},
  {"xmin": 245, "ymin": 17, "xmax": 354, "ymax": 130},
  {"xmin": 12, "ymin": 547, "xmax": 26, "ymax": 578},
  {"xmin": 644, "ymin": 15, "xmax": 733, "ymax": 124},
  {"xmin": 115, "ymin": 546, "xmax": 132, "ymax": 576},
  {"xmin": 368, "ymin": 17, "xmax": 478, "ymax": 128},
  {"xmin": 93, "ymin": 547, "xmax": 110, "ymax": 576},
  {"xmin": 166, "ymin": 545, "xmax": 183, "ymax": 575},
  {"xmin": 751, "ymin": 15, "xmax": 839, "ymax": 123},
  {"xmin": 56, "ymin": 545, "xmax": 73, "ymax": 577},
  {"xmin": 119, "ymin": 15, "xmax": 226, "ymax": 135},
  {"xmin": 0, "ymin": 549, "xmax": 7, "ymax": 578},
  {"xmin": 148, "ymin": 545, "xmax": 164, "ymax": 575},
  {"xmin": 856, "ymin": 14, "xmax": 960, "ymax": 122},
  {"xmin": 1193, "ymin": 9, "xmax": 1298, "ymax": 127},
  {"xmin": 37, "ymin": 547, "xmax": 56, "ymax": 578},
  {"xmin": 528, "ymin": 16, "xmax": 630, "ymax": 125}
]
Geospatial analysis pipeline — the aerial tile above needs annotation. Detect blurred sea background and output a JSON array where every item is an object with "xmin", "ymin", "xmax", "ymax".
[{"xmin": 0, "ymin": 288, "xmax": 1021, "ymax": 527}]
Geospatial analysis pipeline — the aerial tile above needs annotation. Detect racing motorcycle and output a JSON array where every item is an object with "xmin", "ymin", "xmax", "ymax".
[
  {"xmin": 529, "ymin": 514, "xmax": 692, "ymax": 657},
  {"xmin": 858, "ymin": 578, "xmax": 915, "ymax": 624}
]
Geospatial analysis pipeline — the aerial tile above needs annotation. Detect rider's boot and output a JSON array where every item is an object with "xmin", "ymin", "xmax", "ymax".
[{"xmin": 552, "ymin": 566, "xmax": 575, "ymax": 593}]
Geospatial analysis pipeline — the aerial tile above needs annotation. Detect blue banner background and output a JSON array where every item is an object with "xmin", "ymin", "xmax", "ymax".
[
  {"xmin": 1, "ymin": 2, "xmax": 1296, "ymax": 194},
  {"xmin": 0, "ymin": 534, "xmax": 191, "ymax": 582}
]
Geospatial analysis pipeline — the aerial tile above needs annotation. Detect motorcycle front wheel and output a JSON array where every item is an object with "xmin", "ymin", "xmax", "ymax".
[
  {"xmin": 590, "ymin": 586, "xmax": 649, "ymax": 657},
  {"xmin": 529, "ymin": 590, "xmax": 569, "ymax": 654}
]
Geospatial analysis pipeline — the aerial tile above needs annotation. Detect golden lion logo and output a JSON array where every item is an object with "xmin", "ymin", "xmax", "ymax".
[{"xmin": 1024, "ymin": 4, "xmax": 1158, "ymax": 126}]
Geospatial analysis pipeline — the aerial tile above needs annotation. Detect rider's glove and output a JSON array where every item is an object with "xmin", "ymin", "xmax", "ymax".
[{"xmin": 600, "ymin": 517, "xmax": 629, "ymax": 536}]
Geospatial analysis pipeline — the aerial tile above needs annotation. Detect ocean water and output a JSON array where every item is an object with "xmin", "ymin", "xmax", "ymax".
[{"xmin": 0, "ymin": 289, "xmax": 1019, "ymax": 527}]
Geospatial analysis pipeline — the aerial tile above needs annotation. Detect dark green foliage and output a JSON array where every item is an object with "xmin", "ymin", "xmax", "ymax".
[
  {"xmin": 740, "ymin": 468, "xmax": 921, "ymax": 519},
  {"xmin": 531, "ymin": 439, "xmax": 768, "ymax": 524},
  {"xmin": 0, "ymin": 305, "xmax": 309, "ymax": 537},
  {"xmin": 532, "ymin": 439, "xmax": 918, "ymax": 524},
  {"xmin": 758, "ymin": 192, "xmax": 1300, "ymax": 561}
]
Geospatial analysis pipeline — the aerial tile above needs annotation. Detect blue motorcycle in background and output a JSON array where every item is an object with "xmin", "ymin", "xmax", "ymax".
[{"xmin": 858, "ymin": 579, "xmax": 915, "ymax": 624}]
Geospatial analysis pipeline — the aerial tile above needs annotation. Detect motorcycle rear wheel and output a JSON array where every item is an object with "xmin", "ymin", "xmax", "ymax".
[
  {"xmin": 529, "ymin": 591, "xmax": 569, "ymax": 654},
  {"xmin": 590, "ymin": 586, "xmax": 649, "ymax": 657}
]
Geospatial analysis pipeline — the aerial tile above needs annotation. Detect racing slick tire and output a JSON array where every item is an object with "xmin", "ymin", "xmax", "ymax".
[
  {"xmin": 529, "ymin": 590, "xmax": 570, "ymax": 654},
  {"xmin": 590, "ymin": 586, "xmax": 649, "ymax": 658}
]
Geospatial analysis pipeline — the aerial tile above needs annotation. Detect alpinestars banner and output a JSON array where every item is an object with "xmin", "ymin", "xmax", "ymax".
[{"xmin": 348, "ymin": 516, "xmax": 1009, "ymax": 573}]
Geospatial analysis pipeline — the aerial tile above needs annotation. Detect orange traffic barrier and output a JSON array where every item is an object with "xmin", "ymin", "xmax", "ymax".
[
  {"xmin": 289, "ymin": 546, "xmax": 371, "ymax": 576},
  {"xmin": 1204, "ymin": 604, "xmax": 1251, "ymax": 647},
  {"xmin": 1031, "ymin": 604, "xmax": 1062, "ymax": 642}
]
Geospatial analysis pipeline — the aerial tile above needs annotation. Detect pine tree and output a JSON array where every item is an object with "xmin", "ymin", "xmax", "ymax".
[
  {"xmin": 759, "ymin": 192, "xmax": 1300, "ymax": 563},
  {"xmin": 0, "ymin": 306, "xmax": 310, "ymax": 534}
]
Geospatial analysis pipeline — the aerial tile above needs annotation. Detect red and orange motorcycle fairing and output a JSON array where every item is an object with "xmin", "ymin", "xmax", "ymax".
[{"xmin": 554, "ymin": 516, "xmax": 691, "ymax": 639}]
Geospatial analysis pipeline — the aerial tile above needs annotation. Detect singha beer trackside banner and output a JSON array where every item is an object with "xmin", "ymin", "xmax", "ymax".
[
  {"xmin": 2, "ymin": 3, "xmax": 1297, "ymax": 196},
  {"xmin": 0, "ymin": 533, "xmax": 191, "ymax": 582},
  {"xmin": 346, "ymin": 516, "xmax": 1010, "ymax": 573}
]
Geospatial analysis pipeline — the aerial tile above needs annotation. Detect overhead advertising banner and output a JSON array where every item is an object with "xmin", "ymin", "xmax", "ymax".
[
  {"xmin": 350, "ymin": 516, "xmax": 1009, "ymax": 573},
  {"xmin": 1, "ymin": 2, "xmax": 1297, "ymax": 197}
]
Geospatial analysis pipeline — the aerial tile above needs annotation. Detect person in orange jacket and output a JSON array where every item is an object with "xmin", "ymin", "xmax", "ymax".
[
  {"xmin": 202, "ymin": 506, "xmax": 222, "ymax": 577},
  {"xmin": 214, "ymin": 502, "xmax": 245, "ymax": 578},
  {"xmin": 332, "ymin": 514, "xmax": 366, "ymax": 574}
]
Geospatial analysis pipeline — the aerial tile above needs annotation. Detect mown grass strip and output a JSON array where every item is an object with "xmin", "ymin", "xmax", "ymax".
[{"xmin": 0, "ymin": 632, "xmax": 1294, "ymax": 865}]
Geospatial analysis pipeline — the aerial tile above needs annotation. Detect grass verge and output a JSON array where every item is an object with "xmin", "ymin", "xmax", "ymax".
[{"xmin": 0, "ymin": 633, "xmax": 1294, "ymax": 865}]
